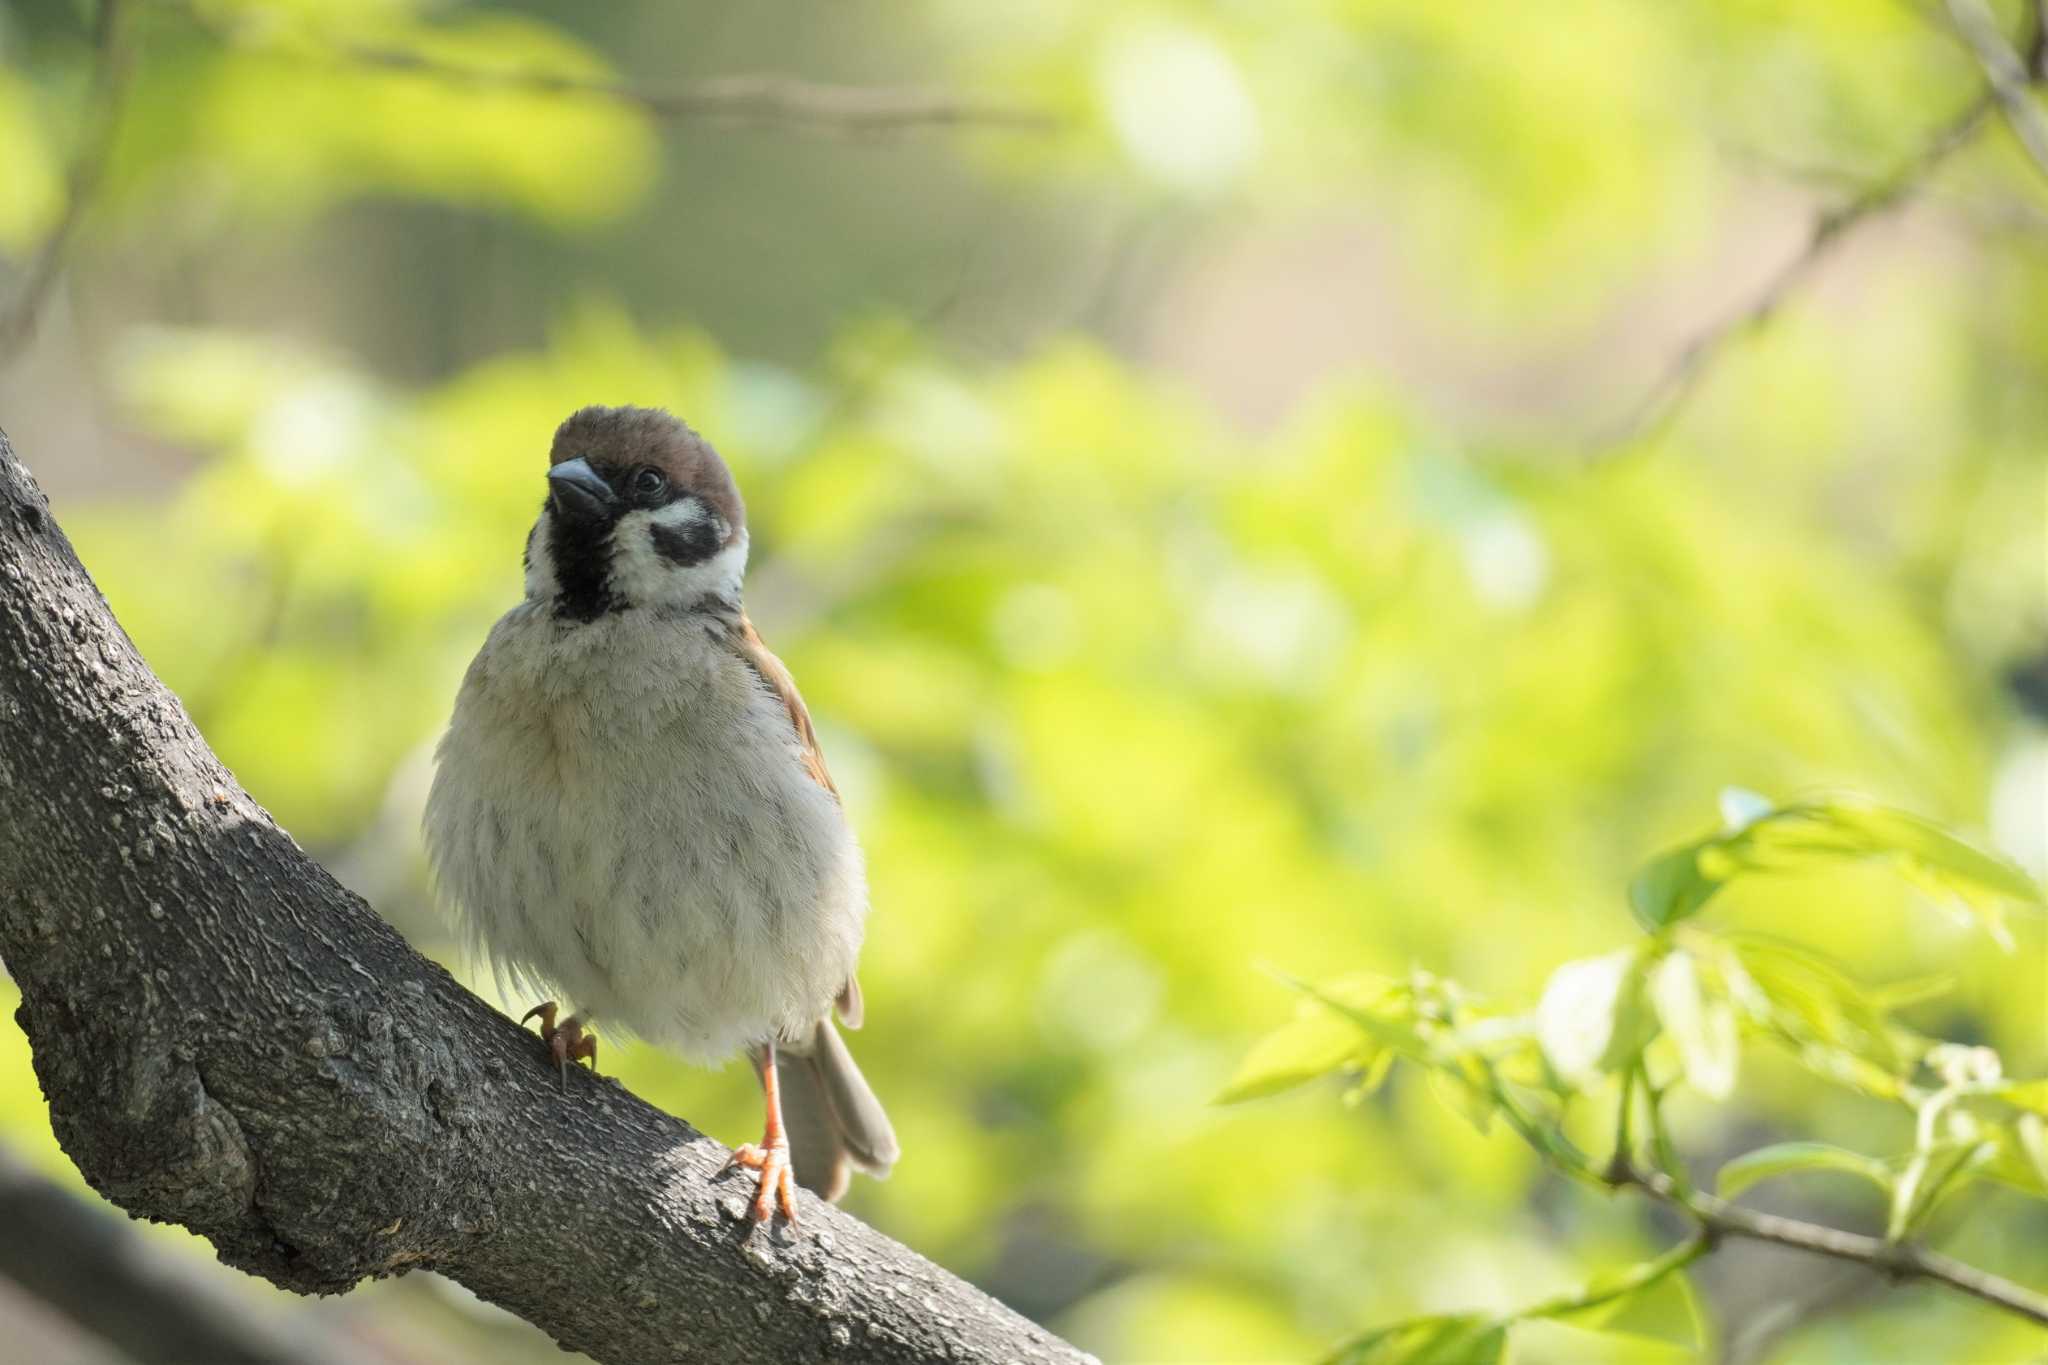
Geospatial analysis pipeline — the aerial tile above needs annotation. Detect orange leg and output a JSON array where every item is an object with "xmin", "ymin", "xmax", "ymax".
[
  {"xmin": 724, "ymin": 1043, "xmax": 799, "ymax": 1224},
  {"xmin": 519, "ymin": 1000, "xmax": 598, "ymax": 1086}
]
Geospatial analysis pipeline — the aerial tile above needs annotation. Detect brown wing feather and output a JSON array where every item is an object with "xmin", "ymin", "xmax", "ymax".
[
  {"xmin": 732, "ymin": 611, "xmax": 838, "ymax": 799},
  {"xmin": 730, "ymin": 612, "xmax": 865, "ymax": 1027}
]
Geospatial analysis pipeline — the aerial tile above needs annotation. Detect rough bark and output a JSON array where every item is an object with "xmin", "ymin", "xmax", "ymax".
[{"xmin": 0, "ymin": 427, "xmax": 1093, "ymax": 1365}]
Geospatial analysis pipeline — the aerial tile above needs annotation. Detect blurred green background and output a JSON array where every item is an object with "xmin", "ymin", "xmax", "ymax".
[{"xmin": 1, "ymin": 0, "xmax": 2045, "ymax": 1361}]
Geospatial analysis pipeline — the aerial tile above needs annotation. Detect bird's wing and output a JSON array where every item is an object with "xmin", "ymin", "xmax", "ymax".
[
  {"xmin": 730, "ymin": 612, "xmax": 865, "ymax": 1029},
  {"xmin": 731, "ymin": 610, "xmax": 838, "ymax": 799}
]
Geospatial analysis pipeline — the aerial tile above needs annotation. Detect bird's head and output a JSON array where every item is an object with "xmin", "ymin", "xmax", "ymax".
[{"xmin": 525, "ymin": 405, "xmax": 747, "ymax": 621}]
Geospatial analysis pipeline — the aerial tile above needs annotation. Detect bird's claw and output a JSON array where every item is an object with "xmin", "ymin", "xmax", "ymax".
[
  {"xmin": 725, "ymin": 1139, "xmax": 799, "ymax": 1224},
  {"xmin": 519, "ymin": 1000, "xmax": 597, "ymax": 1086}
]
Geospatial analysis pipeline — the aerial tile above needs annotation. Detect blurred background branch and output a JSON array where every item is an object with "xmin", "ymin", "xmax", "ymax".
[
  {"xmin": 1946, "ymin": 0, "xmax": 2048, "ymax": 179},
  {"xmin": 0, "ymin": 1144, "xmax": 380, "ymax": 1365},
  {"xmin": 167, "ymin": 0, "xmax": 1059, "ymax": 137},
  {"xmin": 2, "ymin": 0, "xmax": 2046, "ymax": 1360},
  {"xmin": 1601, "ymin": 91, "xmax": 1995, "ymax": 448},
  {"xmin": 1604, "ymin": 0, "xmax": 2046, "ymax": 449},
  {"xmin": 0, "ymin": 0, "xmax": 132, "ymax": 364}
]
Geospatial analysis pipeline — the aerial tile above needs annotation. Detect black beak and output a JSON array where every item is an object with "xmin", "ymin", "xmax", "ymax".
[{"xmin": 547, "ymin": 457, "xmax": 617, "ymax": 523}]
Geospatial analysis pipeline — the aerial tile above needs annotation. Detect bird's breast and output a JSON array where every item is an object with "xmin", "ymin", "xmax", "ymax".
[{"xmin": 423, "ymin": 607, "xmax": 866, "ymax": 1060}]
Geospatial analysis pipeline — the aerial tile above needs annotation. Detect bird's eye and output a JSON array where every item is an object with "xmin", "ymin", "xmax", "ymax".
[{"xmin": 630, "ymin": 466, "xmax": 669, "ymax": 500}]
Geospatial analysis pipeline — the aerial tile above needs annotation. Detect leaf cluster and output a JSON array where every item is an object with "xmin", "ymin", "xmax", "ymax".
[{"xmin": 1222, "ymin": 790, "xmax": 2048, "ymax": 1363}]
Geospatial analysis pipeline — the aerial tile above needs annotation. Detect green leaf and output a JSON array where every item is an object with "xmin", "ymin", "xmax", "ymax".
[
  {"xmin": 1996, "ymin": 1080, "xmax": 2048, "ymax": 1116},
  {"xmin": 1718, "ymin": 785, "xmax": 1775, "ymax": 831},
  {"xmin": 1864, "ymin": 973, "xmax": 1957, "ymax": 1011},
  {"xmin": 1544, "ymin": 1263, "xmax": 1705, "ymax": 1351},
  {"xmin": 1890, "ymin": 1138, "xmax": 1995, "ymax": 1238},
  {"xmin": 1629, "ymin": 846, "xmax": 1722, "ymax": 933},
  {"xmin": 1537, "ymin": 950, "xmax": 1654, "ymax": 1085},
  {"xmin": 1216, "ymin": 1008, "xmax": 1380, "ymax": 1104},
  {"xmin": 1722, "ymin": 934, "xmax": 1910, "ymax": 1077},
  {"xmin": 1979, "ymin": 1115, "xmax": 2048, "ymax": 1200},
  {"xmin": 1647, "ymin": 951, "xmax": 1738, "ymax": 1099},
  {"xmin": 1219, "ymin": 974, "xmax": 1403, "ymax": 1103},
  {"xmin": 1716, "ymin": 1142, "xmax": 1893, "ymax": 1199},
  {"xmin": 1628, "ymin": 797, "xmax": 2043, "ymax": 935},
  {"xmin": 1328, "ymin": 1314, "xmax": 1509, "ymax": 1365},
  {"xmin": 1287, "ymin": 976, "xmax": 1439, "ymax": 1065},
  {"xmin": 1429, "ymin": 1065, "xmax": 1499, "ymax": 1135}
]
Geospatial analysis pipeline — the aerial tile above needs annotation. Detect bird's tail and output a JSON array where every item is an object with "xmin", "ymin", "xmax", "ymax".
[{"xmin": 777, "ymin": 1018, "xmax": 899, "ymax": 1202}]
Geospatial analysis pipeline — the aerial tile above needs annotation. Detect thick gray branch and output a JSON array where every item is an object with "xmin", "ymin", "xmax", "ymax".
[{"xmin": 0, "ymin": 426, "xmax": 1092, "ymax": 1365}]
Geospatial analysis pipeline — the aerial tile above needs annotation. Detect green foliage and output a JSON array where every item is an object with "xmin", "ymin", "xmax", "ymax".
[
  {"xmin": 1715, "ymin": 1141, "xmax": 1891, "ymax": 1201},
  {"xmin": 1228, "ymin": 799, "xmax": 2046, "ymax": 1360},
  {"xmin": 1631, "ymin": 790, "xmax": 2045, "ymax": 938},
  {"xmin": 1330, "ymin": 1315, "xmax": 1508, "ymax": 1365},
  {"xmin": 3, "ymin": 0, "xmax": 2045, "ymax": 1360}
]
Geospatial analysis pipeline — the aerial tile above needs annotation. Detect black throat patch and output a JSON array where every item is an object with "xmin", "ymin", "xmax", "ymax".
[{"xmin": 545, "ymin": 503, "xmax": 625, "ymax": 622}]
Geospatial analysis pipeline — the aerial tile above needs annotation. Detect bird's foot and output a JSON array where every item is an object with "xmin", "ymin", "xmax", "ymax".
[
  {"xmin": 519, "ymin": 1000, "xmax": 597, "ymax": 1086},
  {"xmin": 725, "ymin": 1137, "xmax": 799, "ymax": 1224}
]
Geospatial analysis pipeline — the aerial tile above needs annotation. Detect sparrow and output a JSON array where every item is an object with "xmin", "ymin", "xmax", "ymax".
[{"xmin": 422, "ymin": 404, "xmax": 898, "ymax": 1222}]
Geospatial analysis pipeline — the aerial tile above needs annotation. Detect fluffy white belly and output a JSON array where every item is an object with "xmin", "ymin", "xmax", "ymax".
[{"xmin": 423, "ymin": 605, "xmax": 866, "ymax": 1064}]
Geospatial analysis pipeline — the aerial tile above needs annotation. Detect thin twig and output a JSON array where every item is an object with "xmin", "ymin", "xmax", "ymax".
[
  {"xmin": 1721, "ymin": 1266, "xmax": 1881, "ymax": 1365},
  {"xmin": 1609, "ymin": 1161, "xmax": 2048, "ymax": 1329},
  {"xmin": 1947, "ymin": 0, "xmax": 2048, "ymax": 181},
  {"xmin": 1485, "ymin": 1071, "xmax": 2048, "ymax": 1330},
  {"xmin": 0, "ymin": 0, "xmax": 134, "ymax": 364},
  {"xmin": 1603, "ymin": 1, "xmax": 2047, "ymax": 450},
  {"xmin": 1598, "ymin": 90, "xmax": 1994, "ymax": 449},
  {"xmin": 351, "ymin": 51, "xmax": 1060, "ymax": 135},
  {"xmin": 167, "ymin": 3, "xmax": 1057, "ymax": 138}
]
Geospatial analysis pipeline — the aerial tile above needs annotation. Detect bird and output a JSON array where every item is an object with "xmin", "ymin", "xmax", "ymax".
[{"xmin": 422, "ymin": 404, "xmax": 898, "ymax": 1222}]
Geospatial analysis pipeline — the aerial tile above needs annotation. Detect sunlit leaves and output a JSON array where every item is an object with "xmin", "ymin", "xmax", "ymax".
[
  {"xmin": 1997, "ymin": 1081, "xmax": 2048, "ymax": 1116},
  {"xmin": 1536, "ymin": 950, "xmax": 1650, "ymax": 1086},
  {"xmin": 1716, "ymin": 933, "xmax": 1918, "ymax": 1093},
  {"xmin": 1231, "ymin": 787, "xmax": 2047, "ymax": 1359},
  {"xmin": 1646, "ymin": 950, "xmax": 1737, "ymax": 1100},
  {"xmin": 1890, "ymin": 1137, "xmax": 1995, "ymax": 1239},
  {"xmin": 1536, "ymin": 1252, "xmax": 1706, "ymax": 1353},
  {"xmin": 1981, "ymin": 1115, "xmax": 2048, "ymax": 1200},
  {"xmin": 1330, "ymin": 1242, "xmax": 1708, "ymax": 1363},
  {"xmin": 1328, "ymin": 1314, "xmax": 1507, "ymax": 1365},
  {"xmin": 1629, "ymin": 794, "xmax": 2043, "ymax": 937},
  {"xmin": 1214, "ymin": 974, "xmax": 1394, "ymax": 1103},
  {"xmin": 127, "ymin": 7, "xmax": 657, "ymax": 227},
  {"xmin": 1716, "ymin": 1141, "xmax": 1892, "ymax": 1200}
]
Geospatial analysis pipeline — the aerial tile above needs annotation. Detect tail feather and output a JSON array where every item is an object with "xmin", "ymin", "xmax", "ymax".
[{"xmin": 778, "ymin": 1018, "xmax": 898, "ymax": 1202}]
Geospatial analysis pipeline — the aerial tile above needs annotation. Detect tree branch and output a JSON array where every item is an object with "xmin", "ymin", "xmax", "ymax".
[
  {"xmin": 1600, "ymin": 90, "xmax": 1994, "ymax": 448},
  {"xmin": 1609, "ymin": 1162, "xmax": 2048, "ymax": 1329},
  {"xmin": 1481, "ymin": 1072, "xmax": 2048, "ymax": 1330},
  {"xmin": 171, "ymin": 3, "xmax": 1058, "ymax": 138},
  {"xmin": 1947, "ymin": 0, "xmax": 2048, "ymax": 182},
  {"xmin": 0, "ymin": 1145, "xmax": 378, "ymax": 1365},
  {"xmin": 0, "ymin": 425, "xmax": 1093, "ymax": 1365},
  {"xmin": 348, "ymin": 55, "xmax": 1060, "ymax": 137},
  {"xmin": 0, "ymin": 0, "xmax": 134, "ymax": 364},
  {"xmin": 1602, "ymin": 0, "xmax": 2048, "ymax": 450}
]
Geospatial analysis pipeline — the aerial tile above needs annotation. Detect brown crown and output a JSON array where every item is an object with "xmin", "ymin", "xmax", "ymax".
[{"xmin": 548, "ymin": 405, "xmax": 745, "ymax": 539}]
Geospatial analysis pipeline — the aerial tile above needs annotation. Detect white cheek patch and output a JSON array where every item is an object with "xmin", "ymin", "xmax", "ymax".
[{"xmin": 609, "ymin": 501, "xmax": 748, "ymax": 609}]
